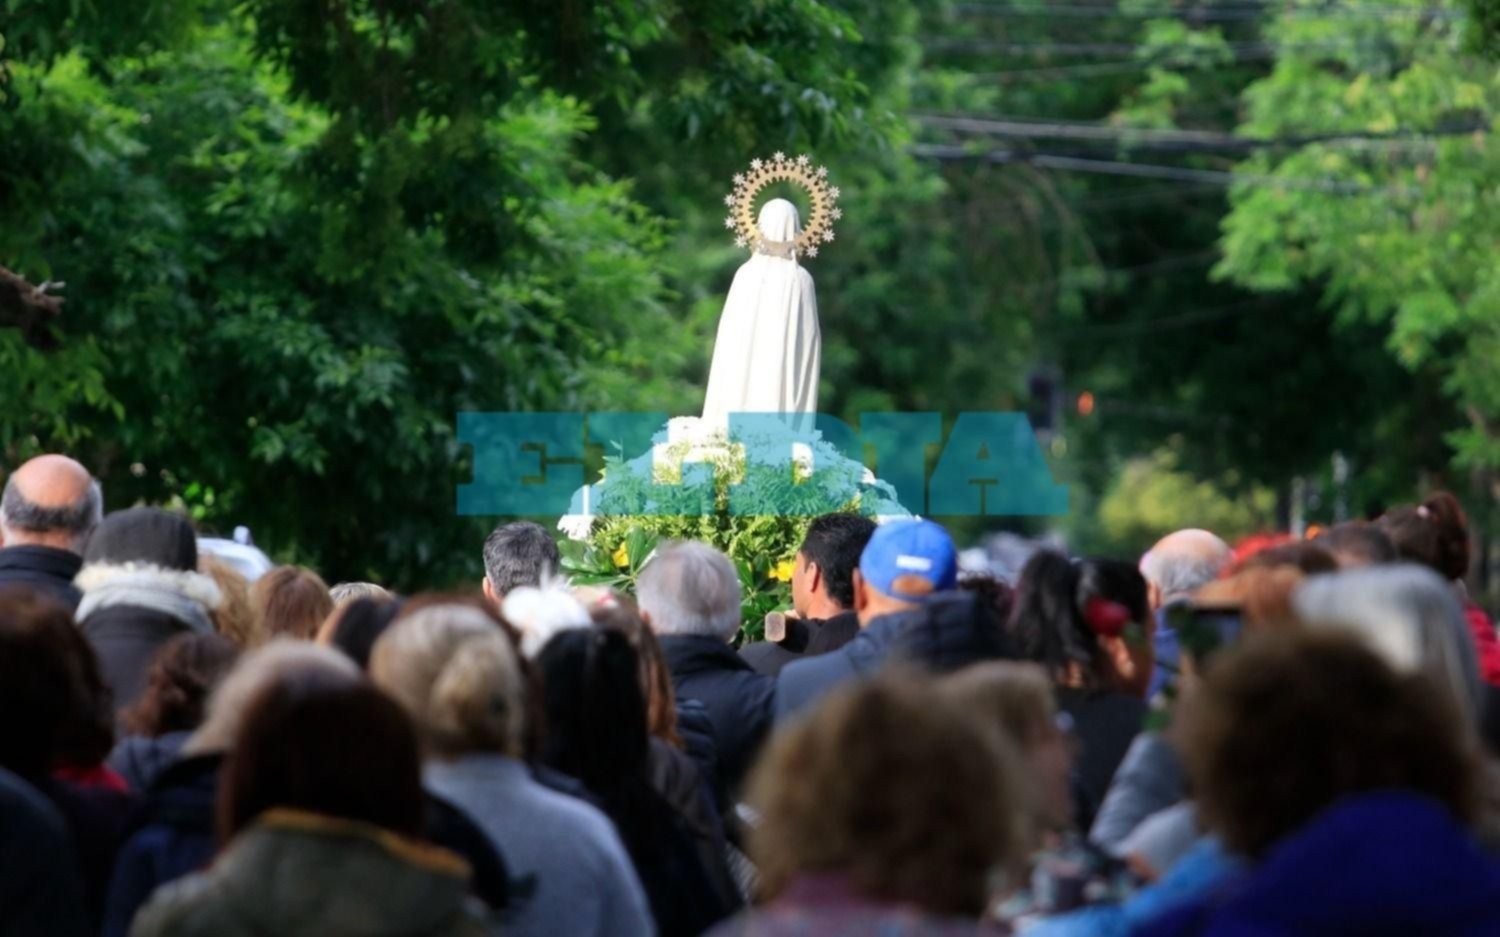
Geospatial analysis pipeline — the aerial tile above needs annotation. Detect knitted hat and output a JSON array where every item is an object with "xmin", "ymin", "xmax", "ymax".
[{"xmin": 83, "ymin": 507, "xmax": 198, "ymax": 571}]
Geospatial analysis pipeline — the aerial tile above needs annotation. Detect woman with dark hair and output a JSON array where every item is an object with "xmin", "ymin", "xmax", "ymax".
[
  {"xmin": 584, "ymin": 588, "xmax": 742, "ymax": 909},
  {"xmin": 1009, "ymin": 552, "xmax": 1153, "ymax": 829},
  {"xmin": 108, "ymin": 634, "xmax": 240, "ymax": 792},
  {"xmin": 1381, "ymin": 491, "xmax": 1500, "ymax": 686},
  {"xmin": 130, "ymin": 679, "xmax": 486, "ymax": 937},
  {"xmin": 536, "ymin": 628, "xmax": 736, "ymax": 936},
  {"xmin": 0, "ymin": 587, "xmax": 135, "ymax": 930},
  {"xmin": 316, "ymin": 595, "xmax": 402, "ymax": 670}
]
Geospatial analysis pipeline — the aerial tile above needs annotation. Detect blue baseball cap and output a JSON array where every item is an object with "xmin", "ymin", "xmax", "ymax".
[{"xmin": 858, "ymin": 519, "xmax": 958, "ymax": 601}]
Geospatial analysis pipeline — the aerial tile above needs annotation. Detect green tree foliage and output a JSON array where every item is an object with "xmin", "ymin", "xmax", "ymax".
[
  {"xmin": 0, "ymin": 1, "xmax": 938, "ymax": 585},
  {"xmin": 1216, "ymin": 0, "xmax": 1500, "ymax": 475}
]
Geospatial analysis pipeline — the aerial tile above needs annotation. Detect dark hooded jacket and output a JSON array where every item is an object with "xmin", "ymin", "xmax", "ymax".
[
  {"xmin": 775, "ymin": 591, "xmax": 1010, "ymax": 721},
  {"xmin": 660, "ymin": 636, "xmax": 775, "ymax": 796},
  {"xmin": 74, "ymin": 509, "xmax": 220, "ymax": 715}
]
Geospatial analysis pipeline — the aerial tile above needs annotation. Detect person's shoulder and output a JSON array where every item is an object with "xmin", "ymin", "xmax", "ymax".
[
  {"xmin": 128, "ymin": 871, "xmax": 241, "ymax": 937},
  {"xmin": 775, "ymin": 647, "xmax": 853, "ymax": 719}
]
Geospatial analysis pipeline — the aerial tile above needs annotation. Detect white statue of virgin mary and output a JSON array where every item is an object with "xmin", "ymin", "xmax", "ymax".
[{"xmin": 701, "ymin": 198, "xmax": 821, "ymax": 427}]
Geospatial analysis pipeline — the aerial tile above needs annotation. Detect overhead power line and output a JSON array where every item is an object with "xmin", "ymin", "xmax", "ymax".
[
  {"xmin": 911, "ymin": 143, "xmax": 1423, "ymax": 195},
  {"xmin": 922, "ymin": 37, "xmax": 1404, "ymax": 54},
  {"xmin": 914, "ymin": 113, "xmax": 1486, "ymax": 153},
  {"xmin": 952, "ymin": 2, "xmax": 1463, "ymax": 21}
]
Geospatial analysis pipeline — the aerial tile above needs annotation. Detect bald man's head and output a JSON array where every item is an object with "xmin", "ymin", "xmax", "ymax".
[
  {"xmin": 1, "ymin": 455, "xmax": 102, "ymax": 553},
  {"xmin": 1139, "ymin": 528, "xmax": 1232, "ymax": 610}
]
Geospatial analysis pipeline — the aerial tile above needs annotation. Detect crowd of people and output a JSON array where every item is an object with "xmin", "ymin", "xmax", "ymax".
[{"xmin": 1, "ymin": 451, "xmax": 1498, "ymax": 935}]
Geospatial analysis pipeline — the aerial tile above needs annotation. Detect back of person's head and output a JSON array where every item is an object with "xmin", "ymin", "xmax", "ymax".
[
  {"xmin": 200, "ymin": 555, "xmax": 255, "ymax": 647},
  {"xmin": 1009, "ymin": 552, "xmax": 1144, "ymax": 691},
  {"xmin": 1193, "ymin": 565, "xmax": 1306, "ymax": 630},
  {"xmin": 957, "ymin": 573, "xmax": 1015, "ymax": 624},
  {"xmin": 536, "ymin": 628, "xmax": 650, "ymax": 791},
  {"xmin": 318, "ymin": 596, "xmax": 402, "ymax": 670},
  {"xmin": 1139, "ymin": 529, "xmax": 1232, "ymax": 603},
  {"xmin": 937, "ymin": 661, "xmax": 1071, "ymax": 833},
  {"xmin": 0, "ymin": 454, "xmax": 102, "ymax": 552},
  {"xmin": 185, "ymin": 640, "xmax": 359, "ymax": 756},
  {"xmin": 1293, "ymin": 564, "xmax": 1483, "ymax": 727},
  {"xmin": 798, "ymin": 513, "xmax": 878, "ymax": 609},
  {"xmin": 0, "ymin": 588, "xmax": 114, "ymax": 771},
  {"xmin": 370, "ymin": 603, "xmax": 526, "ymax": 758},
  {"xmin": 1380, "ymin": 491, "xmax": 1472, "ymax": 581},
  {"xmin": 748, "ymin": 673, "xmax": 1028, "ymax": 916},
  {"xmin": 121, "ymin": 633, "xmax": 241, "ymax": 738},
  {"xmin": 535, "ymin": 628, "xmax": 666, "ymax": 857},
  {"xmin": 251, "ymin": 566, "xmax": 333, "ymax": 642},
  {"xmin": 1315, "ymin": 521, "xmax": 1398, "ymax": 568},
  {"xmin": 482, "ymin": 521, "xmax": 561, "ymax": 597},
  {"xmin": 1236, "ymin": 541, "xmax": 1338, "ymax": 576},
  {"xmin": 1182, "ymin": 630, "xmax": 1481, "ymax": 859},
  {"xmin": 218, "ymin": 679, "xmax": 424, "ymax": 843},
  {"xmin": 582, "ymin": 588, "xmax": 680, "ymax": 745},
  {"xmin": 939, "ymin": 660, "xmax": 1056, "ymax": 751},
  {"xmin": 500, "ymin": 582, "xmax": 591, "ymax": 657},
  {"xmin": 636, "ymin": 541, "xmax": 742, "ymax": 640},
  {"xmin": 329, "ymin": 581, "xmax": 392, "ymax": 607},
  {"xmin": 0, "ymin": 588, "xmax": 86, "ymax": 778}
]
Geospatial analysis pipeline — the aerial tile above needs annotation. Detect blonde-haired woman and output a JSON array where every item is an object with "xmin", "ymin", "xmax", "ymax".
[{"xmin": 369, "ymin": 603, "xmax": 653, "ymax": 937}]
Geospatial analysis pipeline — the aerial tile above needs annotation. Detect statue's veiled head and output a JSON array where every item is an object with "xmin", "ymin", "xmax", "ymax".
[{"xmin": 757, "ymin": 198, "xmax": 802, "ymax": 247}]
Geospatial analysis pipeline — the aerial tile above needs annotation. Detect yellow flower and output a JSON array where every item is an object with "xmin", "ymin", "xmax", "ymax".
[
  {"xmin": 612, "ymin": 543, "xmax": 630, "ymax": 568},
  {"xmin": 771, "ymin": 559, "xmax": 796, "ymax": 582}
]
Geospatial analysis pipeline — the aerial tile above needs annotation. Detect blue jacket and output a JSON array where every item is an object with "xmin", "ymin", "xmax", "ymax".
[
  {"xmin": 1137, "ymin": 792, "xmax": 1500, "ymax": 937},
  {"xmin": 0, "ymin": 768, "xmax": 90, "ymax": 937},
  {"xmin": 101, "ymin": 754, "xmax": 220, "ymax": 937},
  {"xmin": 775, "ymin": 591, "xmax": 1006, "ymax": 723}
]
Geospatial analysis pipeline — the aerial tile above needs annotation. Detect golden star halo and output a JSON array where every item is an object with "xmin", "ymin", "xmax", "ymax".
[{"xmin": 725, "ymin": 153, "xmax": 839, "ymax": 258}]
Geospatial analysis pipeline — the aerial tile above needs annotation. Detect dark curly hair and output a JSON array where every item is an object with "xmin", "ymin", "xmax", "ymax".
[
  {"xmin": 1183, "ymin": 630, "xmax": 1482, "ymax": 859},
  {"xmin": 121, "ymin": 633, "xmax": 241, "ymax": 738},
  {"xmin": 1380, "ymin": 491, "xmax": 1472, "ymax": 581}
]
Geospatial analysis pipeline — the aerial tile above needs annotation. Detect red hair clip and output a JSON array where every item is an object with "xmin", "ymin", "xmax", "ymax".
[{"xmin": 1084, "ymin": 596, "xmax": 1131, "ymax": 638}]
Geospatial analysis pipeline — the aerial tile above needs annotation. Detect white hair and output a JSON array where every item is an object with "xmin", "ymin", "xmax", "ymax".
[
  {"xmin": 501, "ymin": 581, "xmax": 592, "ymax": 658},
  {"xmin": 636, "ymin": 541, "xmax": 742, "ymax": 641},
  {"xmin": 370, "ymin": 604, "xmax": 527, "ymax": 757},
  {"xmin": 183, "ymin": 640, "xmax": 358, "ymax": 755},
  {"xmin": 1293, "ymin": 564, "xmax": 1483, "ymax": 728},
  {"xmin": 1139, "ymin": 529, "xmax": 1232, "ymax": 601}
]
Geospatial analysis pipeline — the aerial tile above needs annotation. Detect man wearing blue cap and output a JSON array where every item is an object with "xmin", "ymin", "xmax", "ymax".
[{"xmin": 775, "ymin": 518, "xmax": 992, "ymax": 721}]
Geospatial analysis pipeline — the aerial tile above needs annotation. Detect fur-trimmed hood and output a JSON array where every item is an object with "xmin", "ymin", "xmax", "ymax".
[{"xmin": 75, "ymin": 562, "xmax": 221, "ymax": 633}]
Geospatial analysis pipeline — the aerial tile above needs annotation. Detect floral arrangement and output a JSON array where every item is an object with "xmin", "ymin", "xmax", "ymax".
[{"xmin": 558, "ymin": 417, "xmax": 906, "ymax": 643}]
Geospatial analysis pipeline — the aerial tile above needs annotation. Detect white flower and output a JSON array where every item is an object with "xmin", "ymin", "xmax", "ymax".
[
  {"xmin": 773, "ymin": 150, "xmax": 786, "ymax": 162},
  {"xmin": 806, "ymin": 245, "xmax": 819, "ymax": 257},
  {"xmin": 822, "ymin": 229, "xmax": 835, "ymax": 242},
  {"xmin": 733, "ymin": 173, "xmax": 746, "ymax": 185},
  {"xmin": 796, "ymin": 154, "xmax": 811, "ymax": 166},
  {"xmin": 734, "ymin": 235, "xmax": 747, "ymax": 247},
  {"xmin": 832, "ymin": 207, "xmax": 843, "ymax": 220},
  {"xmin": 750, "ymin": 158, "xmax": 763, "ymax": 170},
  {"xmin": 816, "ymin": 166, "xmax": 829, "ymax": 178},
  {"xmin": 557, "ymin": 513, "xmax": 596, "ymax": 542},
  {"xmin": 829, "ymin": 186, "xmax": 841, "ymax": 199},
  {"xmin": 724, "ymin": 215, "xmax": 735, "ymax": 229}
]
